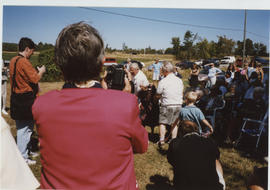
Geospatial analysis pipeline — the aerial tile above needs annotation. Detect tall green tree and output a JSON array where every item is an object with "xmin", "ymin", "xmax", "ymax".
[
  {"xmin": 171, "ymin": 37, "xmax": 181, "ymax": 58},
  {"xmin": 183, "ymin": 30, "xmax": 197, "ymax": 59},
  {"xmin": 235, "ymin": 40, "xmax": 243, "ymax": 56},
  {"xmin": 195, "ymin": 38, "xmax": 210, "ymax": 59},
  {"xmin": 216, "ymin": 35, "xmax": 235, "ymax": 57},
  {"xmin": 245, "ymin": 38, "xmax": 254, "ymax": 56},
  {"xmin": 209, "ymin": 41, "xmax": 218, "ymax": 58},
  {"xmin": 253, "ymin": 42, "xmax": 268, "ymax": 56}
]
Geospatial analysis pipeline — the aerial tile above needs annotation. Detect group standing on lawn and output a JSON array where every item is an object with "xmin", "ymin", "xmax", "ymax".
[{"xmin": 1, "ymin": 21, "xmax": 268, "ymax": 190}]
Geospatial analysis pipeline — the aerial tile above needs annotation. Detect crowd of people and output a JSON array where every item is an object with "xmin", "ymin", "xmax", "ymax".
[{"xmin": 1, "ymin": 21, "xmax": 268, "ymax": 190}]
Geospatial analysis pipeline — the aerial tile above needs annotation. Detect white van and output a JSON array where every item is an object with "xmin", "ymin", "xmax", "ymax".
[{"xmin": 220, "ymin": 56, "xmax": 236, "ymax": 64}]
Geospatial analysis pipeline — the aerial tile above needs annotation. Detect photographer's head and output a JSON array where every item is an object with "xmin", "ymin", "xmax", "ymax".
[
  {"xmin": 19, "ymin": 37, "xmax": 36, "ymax": 59},
  {"xmin": 129, "ymin": 62, "xmax": 139, "ymax": 77},
  {"xmin": 55, "ymin": 22, "xmax": 104, "ymax": 84}
]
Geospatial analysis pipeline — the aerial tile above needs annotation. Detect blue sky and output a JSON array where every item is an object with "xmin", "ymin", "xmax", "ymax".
[{"xmin": 2, "ymin": 6, "xmax": 270, "ymax": 52}]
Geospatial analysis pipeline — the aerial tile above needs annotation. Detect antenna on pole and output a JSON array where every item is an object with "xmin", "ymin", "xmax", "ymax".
[{"xmin": 243, "ymin": 9, "xmax": 247, "ymax": 60}]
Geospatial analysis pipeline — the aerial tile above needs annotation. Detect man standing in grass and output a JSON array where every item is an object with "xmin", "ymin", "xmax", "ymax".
[
  {"xmin": 9, "ymin": 37, "xmax": 46, "ymax": 165},
  {"xmin": 156, "ymin": 61, "xmax": 183, "ymax": 146}
]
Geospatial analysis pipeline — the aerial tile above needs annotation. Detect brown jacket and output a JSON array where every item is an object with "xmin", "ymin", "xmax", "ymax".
[{"xmin": 9, "ymin": 55, "xmax": 40, "ymax": 93}]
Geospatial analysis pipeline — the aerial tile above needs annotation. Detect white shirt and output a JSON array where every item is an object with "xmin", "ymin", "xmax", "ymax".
[
  {"xmin": 157, "ymin": 73, "xmax": 184, "ymax": 106},
  {"xmin": 0, "ymin": 116, "xmax": 40, "ymax": 189},
  {"xmin": 208, "ymin": 67, "xmax": 222, "ymax": 78},
  {"xmin": 132, "ymin": 70, "xmax": 149, "ymax": 95}
]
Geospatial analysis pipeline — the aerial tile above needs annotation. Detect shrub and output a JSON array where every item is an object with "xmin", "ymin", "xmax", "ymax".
[{"xmin": 38, "ymin": 49, "xmax": 63, "ymax": 82}]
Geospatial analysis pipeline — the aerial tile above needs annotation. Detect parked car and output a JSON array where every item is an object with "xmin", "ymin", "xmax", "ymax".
[
  {"xmin": 254, "ymin": 57, "xmax": 269, "ymax": 65},
  {"xmin": 175, "ymin": 61, "xmax": 195, "ymax": 69},
  {"xmin": 202, "ymin": 58, "xmax": 220, "ymax": 67},
  {"xmin": 220, "ymin": 56, "xmax": 236, "ymax": 64},
  {"xmin": 194, "ymin": 59, "xmax": 203, "ymax": 66},
  {"xmin": 103, "ymin": 57, "xmax": 118, "ymax": 66}
]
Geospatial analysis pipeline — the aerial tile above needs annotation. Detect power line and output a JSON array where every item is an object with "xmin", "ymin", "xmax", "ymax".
[{"xmin": 79, "ymin": 7, "xmax": 269, "ymax": 40}]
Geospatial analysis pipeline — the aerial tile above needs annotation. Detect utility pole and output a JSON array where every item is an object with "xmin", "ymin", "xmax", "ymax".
[{"xmin": 243, "ymin": 9, "xmax": 247, "ymax": 60}]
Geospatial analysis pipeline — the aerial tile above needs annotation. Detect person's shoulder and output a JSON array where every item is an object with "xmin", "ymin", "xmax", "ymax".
[{"xmin": 19, "ymin": 57, "xmax": 33, "ymax": 67}]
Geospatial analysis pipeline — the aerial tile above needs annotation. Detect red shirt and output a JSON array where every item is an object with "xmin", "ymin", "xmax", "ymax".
[{"xmin": 32, "ymin": 88, "xmax": 148, "ymax": 190}]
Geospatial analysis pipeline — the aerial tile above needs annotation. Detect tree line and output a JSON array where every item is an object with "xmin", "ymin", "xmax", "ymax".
[
  {"xmin": 3, "ymin": 42, "xmax": 54, "ymax": 52},
  {"xmin": 168, "ymin": 30, "xmax": 269, "ymax": 60}
]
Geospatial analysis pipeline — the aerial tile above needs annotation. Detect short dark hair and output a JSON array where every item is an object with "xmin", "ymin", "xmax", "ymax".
[
  {"xmin": 18, "ymin": 37, "xmax": 35, "ymax": 52},
  {"xmin": 55, "ymin": 22, "xmax": 104, "ymax": 83}
]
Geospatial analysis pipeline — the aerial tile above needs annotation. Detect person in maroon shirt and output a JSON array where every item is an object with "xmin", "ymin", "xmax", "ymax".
[{"xmin": 32, "ymin": 22, "xmax": 148, "ymax": 190}]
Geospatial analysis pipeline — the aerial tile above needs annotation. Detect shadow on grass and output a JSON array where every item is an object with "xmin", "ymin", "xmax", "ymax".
[
  {"xmin": 146, "ymin": 175, "xmax": 174, "ymax": 190},
  {"xmin": 157, "ymin": 147, "xmax": 168, "ymax": 156},
  {"xmin": 148, "ymin": 132, "xmax": 159, "ymax": 143}
]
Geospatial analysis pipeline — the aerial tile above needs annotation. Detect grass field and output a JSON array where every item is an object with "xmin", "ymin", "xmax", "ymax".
[{"xmin": 2, "ymin": 52, "xmax": 268, "ymax": 189}]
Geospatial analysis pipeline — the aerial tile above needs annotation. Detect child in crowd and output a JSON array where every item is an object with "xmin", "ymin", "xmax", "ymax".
[
  {"xmin": 172, "ymin": 91, "xmax": 213, "ymax": 136},
  {"xmin": 225, "ymin": 71, "xmax": 233, "ymax": 88}
]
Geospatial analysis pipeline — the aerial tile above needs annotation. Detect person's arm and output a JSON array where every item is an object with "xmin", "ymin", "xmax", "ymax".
[
  {"xmin": 215, "ymin": 68, "xmax": 222, "ymax": 75},
  {"xmin": 122, "ymin": 77, "xmax": 131, "ymax": 93},
  {"xmin": 100, "ymin": 70, "xmax": 108, "ymax": 89},
  {"xmin": 260, "ymin": 70, "xmax": 264, "ymax": 82},
  {"xmin": 23, "ymin": 60, "xmax": 46, "ymax": 83},
  {"xmin": 202, "ymin": 119, "xmax": 213, "ymax": 133},
  {"xmin": 216, "ymin": 159, "xmax": 226, "ymax": 189},
  {"xmin": 245, "ymin": 70, "xmax": 249, "ymax": 81},
  {"xmin": 101, "ymin": 79, "xmax": 108, "ymax": 89},
  {"xmin": 171, "ymin": 118, "xmax": 180, "ymax": 130},
  {"xmin": 216, "ymin": 160, "xmax": 223, "ymax": 176},
  {"xmin": 124, "ymin": 68, "xmax": 132, "ymax": 82}
]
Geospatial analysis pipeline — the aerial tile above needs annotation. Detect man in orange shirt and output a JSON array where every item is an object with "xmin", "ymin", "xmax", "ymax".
[{"xmin": 9, "ymin": 37, "xmax": 46, "ymax": 165}]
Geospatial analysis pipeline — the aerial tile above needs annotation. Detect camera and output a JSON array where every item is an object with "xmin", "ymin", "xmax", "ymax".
[{"xmin": 105, "ymin": 65, "xmax": 126, "ymax": 90}]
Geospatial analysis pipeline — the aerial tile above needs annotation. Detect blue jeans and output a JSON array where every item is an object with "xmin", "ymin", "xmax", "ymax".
[{"xmin": 15, "ymin": 120, "xmax": 34, "ymax": 159}]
